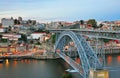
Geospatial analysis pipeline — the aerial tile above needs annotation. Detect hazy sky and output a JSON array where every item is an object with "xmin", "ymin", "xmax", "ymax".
[{"xmin": 0, "ymin": 0, "xmax": 120, "ymax": 22}]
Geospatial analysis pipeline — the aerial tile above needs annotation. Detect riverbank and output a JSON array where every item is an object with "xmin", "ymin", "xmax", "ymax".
[
  {"xmin": 0, "ymin": 52, "xmax": 59, "ymax": 60},
  {"xmin": 0, "ymin": 50, "xmax": 120, "ymax": 60}
]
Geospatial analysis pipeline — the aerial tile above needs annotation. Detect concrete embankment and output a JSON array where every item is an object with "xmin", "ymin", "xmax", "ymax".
[
  {"xmin": 0, "ymin": 52, "xmax": 60, "ymax": 60},
  {"xmin": 32, "ymin": 52, "xmax": 60, "ymax": 60},
  {"xmin": 0, "ymin": 56, "xmax": 33, "ymax": 59}
]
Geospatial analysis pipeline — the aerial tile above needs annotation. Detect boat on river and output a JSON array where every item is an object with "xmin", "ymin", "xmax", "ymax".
[{"xmin": 65, "ymin": 69, "xmax": 78, "ymax": 72}]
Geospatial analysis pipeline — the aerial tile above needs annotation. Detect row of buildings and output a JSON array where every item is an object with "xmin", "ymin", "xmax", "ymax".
[
  {"xmin": 0, "ymin": 17, "xmax": 50, "ymax": 55},
  {"xmin": 0, "ymin": 17, "xmax": 37, "ymax": 27},
  {"xmin": 0, "ymin": 17, "xmax": 120, "ymax": 53},
  {"xmin": 79, "ymin": 20, "xmax": 120, "ymax": 30}
]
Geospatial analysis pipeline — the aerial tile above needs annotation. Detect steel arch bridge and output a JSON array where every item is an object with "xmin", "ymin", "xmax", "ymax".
[{"xmin": 54, "ymin": 31, "xmax": 102, "ymax": 78}]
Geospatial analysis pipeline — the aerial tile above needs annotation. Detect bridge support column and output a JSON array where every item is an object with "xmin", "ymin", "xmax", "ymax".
[
  {"xmin": 100, "ymin": 39, "xmax": 105, "ymax": 67},
  {"xmin": 95, "ymin": 38, "xmax": 105, "ymax": 67},
  {"xmin": 95, "ymin": 38, "xmax": 99, "ymax": 54},
  {"xmin": 89, "ymin": 69, "xmax": 109, "ymax": 78}
]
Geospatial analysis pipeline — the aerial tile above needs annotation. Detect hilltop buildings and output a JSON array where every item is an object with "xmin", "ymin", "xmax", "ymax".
[{"xmin": 1, "ymin": 18, "xmax": 14, "ymax": 28}]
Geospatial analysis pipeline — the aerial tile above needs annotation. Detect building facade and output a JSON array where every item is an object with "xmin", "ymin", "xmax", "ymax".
[{"xmin": 1, "ymin": 18, "xmax": 14, "ymax": 27}]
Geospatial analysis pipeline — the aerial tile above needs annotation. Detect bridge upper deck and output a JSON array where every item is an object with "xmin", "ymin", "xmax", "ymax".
[{"xmin": 48, "ymin": 29, "xmax": 120, "ymax": 40}]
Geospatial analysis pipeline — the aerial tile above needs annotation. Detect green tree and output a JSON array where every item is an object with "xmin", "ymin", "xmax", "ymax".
[
  {"xmin": 51, "ymin": 34, "xmax": 56, "ymax": 44},
  {"xmin": 1, "ymin": 38, "xmax": 7, "ymax": 43},
  {"xmin": 21, "ymin": 34, "xmax": 27, "ymax": 43},
  {"xmin": 33, "ymin": 20, "xmax": 36, "ymax": 25},
  {"xmin": 100, "ymin": 38, "xmax": 111, "ymax": 43},
  {"xmin": 17, "ymin": 21, "xmax": 20, "ymax": 24},
  {"xmin": 87, "ymin": 19, "xmax": 97, "ymax": 28},
  {"xmin": 14, "ymin": 19, "xmax": 20, "ymax": 25},
  {"xmin": 0, "ymin": 34, "xmax": 2, "ymax": 38},
  {"xmin": 28, "ymin": 19, "xmax": 32, "ymax": 25},
  {"xmin": 98, "ymin": 23, "xmax": 104, "ymax": 28},
  {"xmin": 59, "ymin": 22, "xmax": 63, "ymax": 27},
  {"xmin": 45, "ymin": 30, "xmax": 50, "ymax": 34},
  {"xmin": 36, "ymin": 29, "xmax": 43, "ymax": 32},
  {"xmin": 28, "ymin": 19, "xmax": 32, "ymax": 23},
  {"xmin": 103, "ymin": 39, "xmax": 111, "ymax": 43},
  {"xmin": 8, "ymin": 26, "xmax": 12, "ymax": 31},
  {"xmin": 80, "ymin": 20, "xmax": 84, "ymax": 25},
  {"xmin": 14, "ymin": 19, "xmax": 18, "ymax": 25},
  {"xmin": 0, "ymin": 34, "xmax": 2, "ymax": 41},
  {"xmin": 35, "ymin": 42, "xmax": 41, "ymax": 45}
]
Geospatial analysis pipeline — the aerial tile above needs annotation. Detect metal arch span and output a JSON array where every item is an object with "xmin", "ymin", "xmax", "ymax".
[{"xmin": 54, "ymin": 31, "xmax": 102, "ymax": 78}]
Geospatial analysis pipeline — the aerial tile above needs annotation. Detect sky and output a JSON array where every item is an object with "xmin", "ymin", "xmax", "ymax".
[{"xmin": 0, "ymin": 0, "xmax": 120, "ymax": 22}]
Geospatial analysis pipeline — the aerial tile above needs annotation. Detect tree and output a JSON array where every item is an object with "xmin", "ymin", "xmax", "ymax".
[
  {"xmin": 33, "ymin": 20, "xmax": 36, "ymax": 25},
  {"xmin": 35, "ymin": 42, "xmax": 41, "ymax": 45},
  {"xmin": 17, "ymin": 21, "xmax": 20, "ymax": 25},
  {"xmin": 5, "ymin": 28, "xmax": 8, "ymax": 33},
  {"xmin": 80, "ymin": 20, "xmax": 84, "ymax": 25},
  {"xmin": 14, "ymin": 19, "xmax": 20, "ymax": 25},
  {"xmin": 51, "ymin": 34, "xmax": 56, "ymax": 44},
  {"xmin": 35, "ymin": 29, "xmax": 44, "ymax": 32},
  {"xmin": 1, "ymin": 38, "xmax": 7, "ymax": 43},
  {"xmin": 87, "ymin": 19, "xmax": 97, "ymax": 28},
  {"xmin": 8, "ymin": 26, "xmax": 12, "ymax": 31},
  {"xmin": 0, "ymin": 34, "xmax": 2, "ymax": 38},
  {"xmin": 59, "ymin": 22, "xmax": 63, "ymax": 27},
  {"xmin": 28, "ymin": 19, "xmax": 32, "ymax": 25},
  {"xmin": 0, "ymin": 34, "xmax": 2, "ymax": 41},
  {"xmin": 14, "ymin": 19, "xmax": 18, "ymax": 25},
  {"xmin": 103, "ymin": 39, "xmax": 111, "ymax": 43},
  {"xmin": 21, "ymin": 34, "xmax": 27, "ymax": 43},
  {"xmin": 98, "ymin": 23, "xmax": 104, "ymax": 28},
  {"xmin": 45, "ymin": 30, "xmax": 50, "ymax": 34},
  {"xmin": 99, "ymin": 38, "xmax": 111, "ymax": 43}
]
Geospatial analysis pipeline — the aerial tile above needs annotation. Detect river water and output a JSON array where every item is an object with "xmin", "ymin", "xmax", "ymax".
[
  {"xmin": 0, "ymin": 59, "xmax": 80, "ymax": 78},
  {"xmin": 0, "ymin": 54, "xmax": 120, "ymax": 78}
]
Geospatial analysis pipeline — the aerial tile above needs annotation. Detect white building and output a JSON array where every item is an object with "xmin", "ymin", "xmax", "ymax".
[
  {"xmin": 47, "ymin": 22, "xmax": 60, "ymax": 29},
  {"xmin": 2, "ymin": 34, "xmax": 21, "ymax": 40},
  {"xmin": 1, "ymin": 18, "xmax": 14, "ymax": 27},
  {"xmin": 31, "ymin": 32, "xmax": 46, "ymax": 42},
  {"xmin": 0, "ymin": 27, "xmax": 6, "ymax": 33}
]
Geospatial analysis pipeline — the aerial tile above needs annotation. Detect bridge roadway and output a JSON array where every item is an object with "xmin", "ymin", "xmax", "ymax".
[{"xmin": 48, "ymin": 29, "xmax": 120, "ymax": 40}]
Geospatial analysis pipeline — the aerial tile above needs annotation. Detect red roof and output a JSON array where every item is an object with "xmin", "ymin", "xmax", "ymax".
[
  {"xmin": 0, "ymin": 26, "xmax": 3, "ymax": 29},
  {"xmin": 114, "ymin": 40, "xmax": 119, "ymax": 43}
]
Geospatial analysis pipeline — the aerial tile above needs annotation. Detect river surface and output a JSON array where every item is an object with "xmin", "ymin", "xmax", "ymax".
[
  {"xmin": 0, "ymin": 59, "xmax": 80, "ymax": 78},
  {"xmin": 0, "ymin": 54, "xmax": 120, "ymax": 78}
]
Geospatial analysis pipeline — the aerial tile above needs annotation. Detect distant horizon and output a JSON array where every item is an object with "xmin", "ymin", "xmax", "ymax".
[
  {"xmin": 0, "ymin": 0, "xmax": 120, "ymax": 23},
  {"xmin": 0, "ymin": 16, "xmax": 120, "ymax": 23}
]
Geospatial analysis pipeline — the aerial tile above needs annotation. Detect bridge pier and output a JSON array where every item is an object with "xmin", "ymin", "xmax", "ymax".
[
  {"xmin": 95, "ymin": 38, "xmax": 105, "ymax": 67},
  {"xmin": 89, "ymin": 69, "xmax": 109, "ymax": 78}
]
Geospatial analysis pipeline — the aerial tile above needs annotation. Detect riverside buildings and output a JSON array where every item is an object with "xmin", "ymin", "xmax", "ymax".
[{"xmin": 1, "ymin": 18, "xmax": 14, "ymax": 27}]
